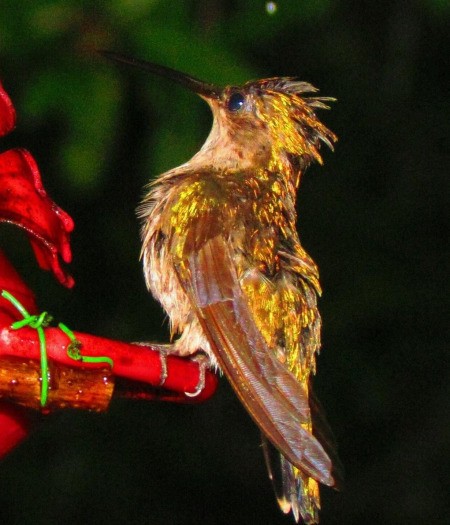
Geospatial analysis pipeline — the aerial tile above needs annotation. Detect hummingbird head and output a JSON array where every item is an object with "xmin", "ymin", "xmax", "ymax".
[
  {"xmin": 201, "ymin": 78, "xmax": 336, "ymax": 174},
  {"xmin": 101, "ymin": 51, "xmax": 336, "ymax": 175}
]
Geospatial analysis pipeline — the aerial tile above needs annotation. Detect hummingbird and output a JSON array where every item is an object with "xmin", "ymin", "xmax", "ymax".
[{"xmin": 102, "ymin": 51, "xmax": 342, "ymax": 523}]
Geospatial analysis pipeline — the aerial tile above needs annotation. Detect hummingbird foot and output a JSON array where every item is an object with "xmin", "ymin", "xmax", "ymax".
[
  {"xmin": 185, "ymin": 352, "xmax": 210, "ymax": 397},
  {"xmin": 131, "ymin": 342, "xmax": 171, "ymax": 386},
  {"xmin": 131, "ymin": 343, "xmax": 209, "ymax": 391},
  {"xmin": 157, "ymin": 347, "xmax": 168, "ymax": 386}
]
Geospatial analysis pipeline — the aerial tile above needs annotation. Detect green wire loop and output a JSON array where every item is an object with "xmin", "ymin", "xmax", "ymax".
[
  {"xmin": 1, "ymin": 289, "xmax": 114, "ymax": 408},
  {"xmin": 1, "ymin": 290, "xmax": 50, "ymax": 406},
  {"xmin": 58, "ymin": 322, "xmax": 113, "ymax": 368}
]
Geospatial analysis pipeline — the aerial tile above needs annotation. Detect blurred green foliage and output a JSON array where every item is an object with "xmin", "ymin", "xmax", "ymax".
[{"xmin": 0, "ymin": 1, "xmax": 448, "ymax": 525}]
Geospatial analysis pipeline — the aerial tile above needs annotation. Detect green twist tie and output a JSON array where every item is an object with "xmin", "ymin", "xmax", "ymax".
[
  {"xmin": 1, "ymin": 290, "xmax": 51, "ymax": 407},
  {"xmin": 1, "ymin": 290, "xmax": 114, "ymax": 408},
  {"xmin": 58, "ymin": 323, "xmax": 113, "ymax": 368}
]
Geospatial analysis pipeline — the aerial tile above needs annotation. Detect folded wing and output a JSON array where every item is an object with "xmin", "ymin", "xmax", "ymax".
[{"xmin": 174, "ymin": 234, "xmax": 335, "ymax": 486}]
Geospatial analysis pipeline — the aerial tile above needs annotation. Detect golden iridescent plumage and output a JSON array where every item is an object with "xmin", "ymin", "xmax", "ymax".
[{"xmin": 103, "ymin": 52, "xmax": 343, "ymax": 523}]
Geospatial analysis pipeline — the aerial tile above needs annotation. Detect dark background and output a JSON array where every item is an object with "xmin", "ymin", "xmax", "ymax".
[{"xmin": 0, "ymin": 1, "xmax": 448, "ymax": 524}]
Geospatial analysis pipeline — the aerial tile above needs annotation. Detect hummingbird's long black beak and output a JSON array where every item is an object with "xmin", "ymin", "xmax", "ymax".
[{"xmin": 100, "ymin": 51, "xmax": 221, "ymax": 99}]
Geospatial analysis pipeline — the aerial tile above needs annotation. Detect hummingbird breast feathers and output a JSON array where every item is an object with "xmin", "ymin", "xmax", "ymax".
[{"xmin": 140, "ymin": 166, "xmax": 321, "ymax": 372}]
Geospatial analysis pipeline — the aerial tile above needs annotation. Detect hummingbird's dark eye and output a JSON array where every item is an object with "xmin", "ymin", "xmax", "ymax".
[{"xmin": 227, "ymin": 92, "xmax": 245, "ymax": 112}]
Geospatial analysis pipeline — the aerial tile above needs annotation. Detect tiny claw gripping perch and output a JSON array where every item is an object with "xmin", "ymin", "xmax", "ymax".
[
  {"xmin": 131, "ymin": 342, "xmax": 170, "ymax": 387},
  {"xmin": 158, "ymin": 347, "xmax": 168, "ymax": 386},
  {"xmin": 185, "ymin": 353, "xmax": 209, "ymax": 397}
]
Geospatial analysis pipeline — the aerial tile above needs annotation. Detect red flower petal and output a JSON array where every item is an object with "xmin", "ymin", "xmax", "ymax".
[
  {"xmin": 0, "ymin": 250, "xmax": 37, "ymax": 324},
  {"xmin": 0, "ymin": 402, "xmax": 33, "ymax": 458},
  {"xmin": 0, "ymin": 149, "xmax": 74, "ymax": 288},
  {"xmin": 0, "ymin": 81, "xmax": 16, "ymax": 137}
]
